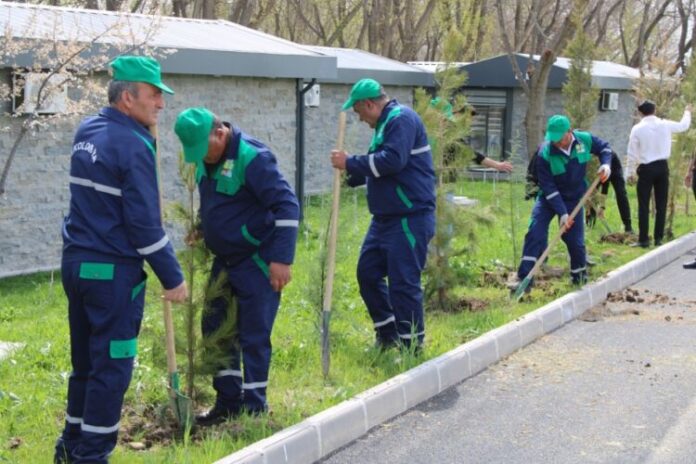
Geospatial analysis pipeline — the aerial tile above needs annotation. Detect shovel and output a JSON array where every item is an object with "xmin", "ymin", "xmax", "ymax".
[
  {"xmin": 513, "ymin": 176, "xmax": 602, "ymax": 301},
  {"xmin": 151, "ymin": 124, "xmax": 193, "ymax": 427},
  {"xmin": 321, "ymin": 112, "xmax": 346, "ymax": 378}
]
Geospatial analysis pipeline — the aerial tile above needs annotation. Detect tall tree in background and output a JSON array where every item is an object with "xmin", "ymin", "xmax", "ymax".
[
  {"xmin": 562, "ymin": 13, "xmax": 600, "ymax": 130},
  {"xmin": 495, "ymin": 0, "xmax": 596, "ymax": 157}
]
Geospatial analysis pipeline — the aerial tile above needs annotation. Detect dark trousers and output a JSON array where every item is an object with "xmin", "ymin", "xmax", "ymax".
[
  {"xmin": 692, "ymin": 167, "xmax": 696, "ymax": 200},
  {"xmin": 636, "ymin": 159, "xmax": 669, "ymax": 244},
  {"xmin": 57, "ymin": 260, "xmax": 146, "ymax": 464},
  {"xmin": 203, "ymin": 249, "xmax": 280, "ymax": 413},
  {"xmin": 601, "ymin": 153, "xmax": 632, "ymax": 231},
  {"xmin": 357, "ymin": 213, "xmax": 435, "ymax": 347},
  {"xmin": 518, "ymin": 198, "xmax": 586, "ymax": 284}
]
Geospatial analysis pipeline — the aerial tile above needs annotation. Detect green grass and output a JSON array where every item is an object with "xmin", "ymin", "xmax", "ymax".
[{"xmin": 1, "ymin": 178, "xmax": 695, "ymax": 463}]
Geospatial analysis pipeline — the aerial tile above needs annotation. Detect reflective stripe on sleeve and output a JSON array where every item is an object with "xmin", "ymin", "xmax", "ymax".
[
  {"xmin": 275, "ymin": 219, "xmax": 299, "ymax": 227},
  {"xmin": 136, "ymin": 235, "xmax": 169, "ymax": 256},
  {"xmin": 70, "ymin": 176, "xmax": 122, "ymax": 197},
  {"xmin": 411, "ymin": 145, "xmax": 431, "ymax": 155},
  {"xmin": 545, "ymin": 191, "xmax": 559, "ymax": 200},
  {"xmin": 368, "ymin": 154, "xmax": 380, "ymax": 177}
]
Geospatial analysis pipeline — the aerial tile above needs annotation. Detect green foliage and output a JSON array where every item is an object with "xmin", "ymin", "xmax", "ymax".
[
  {"xmin": 562, "ymin": 14, "xmax": 600, "ymax": 130},
  {"xmin": 666, "ymin": 58, "xmax": 696, "ymax": 237},
  {"xmin": 3, "ymin": 180, "xmax": 696, "ymax": 463},
  {"xmin": 414, "ymin": 43, "xmax": 496, "ymax": 312}
]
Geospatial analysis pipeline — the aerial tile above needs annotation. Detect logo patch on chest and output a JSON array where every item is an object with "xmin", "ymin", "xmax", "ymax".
[{"xmin": 221, "ymin": 160, "xmax": 234, "ymax": 177}]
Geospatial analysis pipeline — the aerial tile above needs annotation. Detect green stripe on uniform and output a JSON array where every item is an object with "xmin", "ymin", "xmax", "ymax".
[
  {"xmin": 131, "ymin": 279, "xmax": 146, "ymax": 301},
  {"xmin": 401, "ymin": 217, "xmax": 416, "ymax": 249},
  {"xmin": 79, "ymin": 262, "xmax": 114, "ymax": 280},
  {"xmin": 396, "ymin": 185, "xmax": 413, "ymax": 209},
  {"xmin": 252, "ymin": 253, "xmax": 270, "ymax": 278},
  {"xmin": 241, "ymin": 224, "xmax": 261, "ymax": 246}
]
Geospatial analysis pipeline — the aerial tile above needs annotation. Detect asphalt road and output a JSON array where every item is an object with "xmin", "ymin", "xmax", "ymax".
[{"xmin": 323, "ymin": 250, "xmax": 696, "ymax": 464}]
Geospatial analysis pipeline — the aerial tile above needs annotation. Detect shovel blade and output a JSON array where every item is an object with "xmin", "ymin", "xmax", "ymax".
[
  {"xmin": 168, "ymin": 372, "xmax": 193, "ymax": 428},
  {"xmin": 513, "ymin": 276, "xmax": 531, "ymax": 301}
]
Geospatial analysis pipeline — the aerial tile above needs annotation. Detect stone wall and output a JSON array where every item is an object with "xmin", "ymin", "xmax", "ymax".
[
  {"xmin": 0, "ymin": 71, "xmax": 419, "ymax": 277},
  {"xmin": 0, "ymin": 72, "xmax": 298, "ymax": 277},
  {"xmin": 303, "ymin": 84, "xmax": 414, "ymax": 194},
  {"xmin": 509, "ymin": 88, "xmax": 635, "ymax": 165}
]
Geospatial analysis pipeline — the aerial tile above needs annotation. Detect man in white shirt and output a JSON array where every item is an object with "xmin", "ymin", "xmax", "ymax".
[{"xmin": 626, "ymin": 100, "xmax": 692, "ymax": 248}]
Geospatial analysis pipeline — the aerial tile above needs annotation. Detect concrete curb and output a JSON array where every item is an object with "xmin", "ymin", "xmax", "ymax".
[{"xmin": 215, "ymin": 231, "xmax": 696, "ymax": 464}]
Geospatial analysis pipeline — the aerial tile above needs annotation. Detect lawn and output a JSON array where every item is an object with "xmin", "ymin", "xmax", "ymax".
[{"xmin": 1, "ymin": 177, "xmax": 694, "ymax": 463}]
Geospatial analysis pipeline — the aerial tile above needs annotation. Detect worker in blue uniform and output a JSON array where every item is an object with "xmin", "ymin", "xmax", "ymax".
[
  {"xmin": 510, "ymin": 115, "xmax": 612, "ymax": 293},
  {"xmin": 330, "ymin": 79, "xmax": 436, "ymax": 350},
  {"xmin": 55, "ymin": 56, "xmax": 188, "ymax": 464},
  {"xmin": 174, "ymin": 107, "xmax": 299, "ymax": 425}
]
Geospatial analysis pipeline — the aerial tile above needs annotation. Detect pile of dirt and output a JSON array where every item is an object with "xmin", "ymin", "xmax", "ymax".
[
  {"xmin": 457, "ymin": 297, "xmax": 488, "ymax": 312},
  {"xmin": 607, "ymin": 287, "xmax": 644, "ymax": 303},
  {"xmin": 600, "ymin": 232, "xmax": 636, "ymax": 244},
  {"xmin": 606, "ymin": 287, "xmax": 674, "ymax": 305}
]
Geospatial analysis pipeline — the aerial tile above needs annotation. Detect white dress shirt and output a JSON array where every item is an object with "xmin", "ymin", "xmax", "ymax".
[{"xmin": 625, "ymin": 110, "xmax": 691, "ymax": 178}]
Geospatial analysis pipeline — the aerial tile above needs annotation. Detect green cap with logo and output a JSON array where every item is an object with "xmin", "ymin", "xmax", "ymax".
[
  {"xmin": 174, "ymin": 107, "xmax": 215, "ymax": 163},
  {"xmin": 110, "ymin": 56, "xmax": 174, "ymax": 95},
  {"xmin": 342, "ymin": 78, "xmax": 384, "ymax": 110},
  {"xmin": 545, "ymin": 114, "xmax": 571, "ymax": 142}
]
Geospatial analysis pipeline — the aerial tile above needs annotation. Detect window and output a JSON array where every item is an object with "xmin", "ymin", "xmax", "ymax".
[{"xmin": 469, "ymin": 106, "xmax": 506, "ymax": 161}]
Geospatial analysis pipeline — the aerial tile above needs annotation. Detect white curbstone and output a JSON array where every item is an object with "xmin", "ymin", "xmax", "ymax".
[
  {"xmin": 491, "ymin": 323, "xmax": 522, "ymax": 359},
  {"xmin": 537, "ymin": 302, "xmax": 564, "ymax": 333},
  {"xmin": 357, "ymin": 377, "xmax": 407, "ymax": 430},
  {"xmin": 214, "ymin": 447, "xmax": 264, "ymax": 464},
  {"xmin": 402, "ymin": 363, "xmax": 441, "ymax": 409},
  {"xmin": 517, "ymin": 315, "xmax": 544, "ymax": 347},
  {"xmin": 435, "ymin": 346, "xmax": 472, "ymax": 392},
  {"xmin": 307, "ymin": 399, "xmax": 368, "ymax": 457},
  {"xmin": 466, "ymin": 336, "xmax": 499, "ymax": 376},
  {"xmin": 258, "ymin": 424, "xmax": 320, "ymax": 464}
]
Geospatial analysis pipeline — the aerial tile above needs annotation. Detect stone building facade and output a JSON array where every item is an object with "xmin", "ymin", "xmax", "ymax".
[{"xmin": 0, "ymin": 73, "xmax": 417, "ymax": 277}]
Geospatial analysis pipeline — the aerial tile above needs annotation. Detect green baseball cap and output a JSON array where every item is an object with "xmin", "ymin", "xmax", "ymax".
[
  {"xmin": 110, "ymin": 56, "xmax": 174, "ymax": 95},
  {"xmin": 430, "ymin": 97, "xmax": 454, "ymax": 121},
  {"xmin": 545, "ymin": 114, "xmax": 571, "ymax": 142},
  {"xmin": 342, "ymin": 78, "xmax": 384, "ymax": 110},
  {"xmin": 174, "ymin": 107, "xmax": 215, "ymax": 163}
]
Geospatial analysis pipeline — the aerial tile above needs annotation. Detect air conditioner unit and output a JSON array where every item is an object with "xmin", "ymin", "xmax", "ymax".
[
  {"xmin": 600, "ymin": 90, "xmax": 619, "ymax": 111},
  {"xmin": 304, "ymin": 84, "xmax": 320, "ymax": 108},
  {"xmin": 12, "ymin": 72, "xmax": 68, "ymax": 114}
]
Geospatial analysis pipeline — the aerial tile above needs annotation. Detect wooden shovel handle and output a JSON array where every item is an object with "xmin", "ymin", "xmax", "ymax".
[
  {"xmin": 523, "ymin": 175, "xmax": 602, "ymax": 284},
  {"xmin": 150, "ymin": 123, "xmax": 179, "ymax": 382},
  {"xmin": 322, "ymin": 112, "xmax": 347, "ymax": 314}
]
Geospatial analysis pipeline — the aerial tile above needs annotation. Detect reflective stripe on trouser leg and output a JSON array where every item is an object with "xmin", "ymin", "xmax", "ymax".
[
  {"xmin": 60, "ymin": 260, "xmax": 145, "ymax": 464},
  {"xmin": 357, "ymin": 218, "xmax": 397, "ymax": 343},
  {"xmin": 386, "ymin": 213, "xmax": 435, "ymax": 346},
  {"xmin": 204, "ymin": 257, "xmax": 243, "ymax": 410},
  {"xmin": 517, "ymin": 199, "xmax": 554, "ymax": 280},
  {"xmin": 225, "ymin": 251, "xmax": 281, "ymax": 412}
]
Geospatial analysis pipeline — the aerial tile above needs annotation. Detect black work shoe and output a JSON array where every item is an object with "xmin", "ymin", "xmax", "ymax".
[
  {"xmin": 630, "ymin": 241, "xmax": 649, "ymax": 248},
  {"xmin": 654, "ymin": 239, "xmax": 663, "ymax": 247},
  {"xmin": 53, "ymin": 439, "xmax": 73, "ymax": 464},
  {"xmin": 373, "ymin": 338, "xmax": 399, "ymax": 351},
  {"xmin": 683, "ymin": 260, "xmax": 696, "ymax": 269},
  {"xmin": 195, "ymin": 405, "xmax": 239, "ymax": 426}
]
